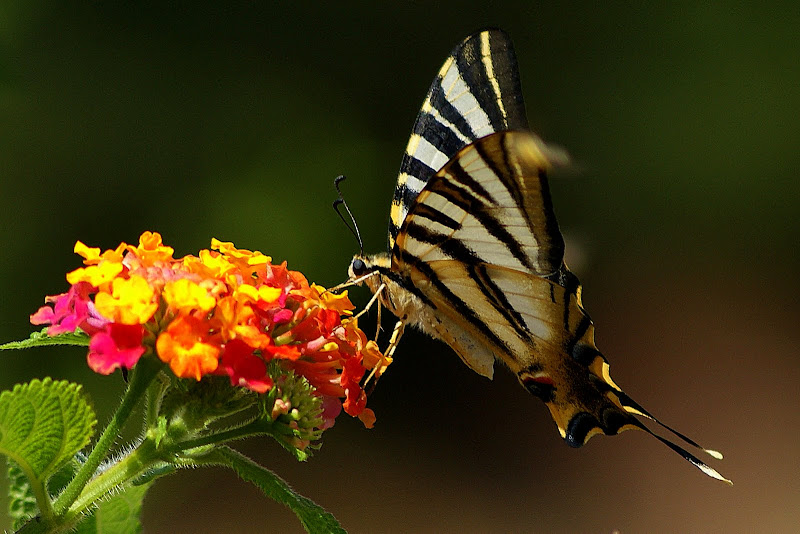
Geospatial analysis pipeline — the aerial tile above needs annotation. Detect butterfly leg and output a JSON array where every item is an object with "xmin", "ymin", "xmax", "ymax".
[
  {"xmin": 363, "ymin": 310, "xmax": 399, "ymax": 392},
  {"xmin": 384, "ymin": 318, "xmax": 406, "ymax": 360},
  {"xmin": 375, "ymin": 296, "xmax": 382, "ymax": 341},
  {"xmin": 352, "ymin": 282, "xmax": 386, "ymax": 321},
  {"xmin": 364, "ymin": 317, "xmax": 406, "ymax": 392}
]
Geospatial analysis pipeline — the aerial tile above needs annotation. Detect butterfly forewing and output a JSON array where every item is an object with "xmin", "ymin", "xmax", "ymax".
[{"xmin": 390, "ymin": 29, "xmax": 528, "ymax": 249}]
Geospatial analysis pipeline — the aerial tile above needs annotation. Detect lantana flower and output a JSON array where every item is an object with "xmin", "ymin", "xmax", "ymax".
[{"xmin": 31, "ymin": 232, "xmax": 390, "ymax": 433}]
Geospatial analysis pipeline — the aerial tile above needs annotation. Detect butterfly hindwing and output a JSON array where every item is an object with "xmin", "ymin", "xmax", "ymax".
[
  {"xmin": 395, "ymin": 130, "xmax": 564, "ymax": 277},
  {"xmin": 390, "ymin": 29, "xmax": 529, "ymax": 249}
]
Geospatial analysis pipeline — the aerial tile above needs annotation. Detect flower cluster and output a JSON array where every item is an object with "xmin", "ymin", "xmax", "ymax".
[{"xmin": 31, "ymin": 232, "xmax": 389, "ymax": 428}]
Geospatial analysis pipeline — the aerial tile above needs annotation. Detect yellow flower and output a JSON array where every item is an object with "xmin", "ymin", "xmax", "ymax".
[
  {"xmin": 94, "ymin": 275, "xmax": 158, "ymax": 324},
  {"xmin": 183, "ymin": 249, "xmax": 237, "ymax": 280},
  {"xmin": 313, "ymin": 284, "xmax": 355, "ymax": 316},
  {"xmin": 210, "ymin": 239, "xmax": 271, "ymax": 280},
  {"xmin": 234, "ymin": 284, "xmax": 282, "ymax": 305},
  {"xmin": 73, "ymin": 241, "xmax": 101, "ymax": 264},
  {"xmin": 74, "ymin": 241, "xmax": 127, "ymax": 266},
  {"xmin": 211, "ymin": 238, "xmax": 271, "ymax": 266},
  {"xmin": 66, "ymin": 261, "xmax": 124, "ymax": 289},
  {"xmin": 163, "ymin": 279, "xmax": 216, "ymax": 313}
]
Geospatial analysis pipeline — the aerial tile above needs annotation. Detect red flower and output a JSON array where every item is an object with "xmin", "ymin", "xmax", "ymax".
[
  {"xmin": 340, "ymin": 352, "xmax": 367, "ymax": 417},
  {"xmin": 218, "ymin": 339, "xmax": 273, "ymax": 393},
  {"xmin": 87, "ymin": 323, "xmax": 146, "ymax": 375}
]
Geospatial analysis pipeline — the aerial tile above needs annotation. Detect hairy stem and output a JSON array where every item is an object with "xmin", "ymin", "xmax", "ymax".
[{"xmin": 52, "ymin": 357, "xmax": 162, "ymax": 517}]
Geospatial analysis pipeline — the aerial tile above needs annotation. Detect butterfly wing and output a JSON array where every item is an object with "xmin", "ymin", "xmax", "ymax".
[
  {"xmin": 391, "ymin": 130, "xmax": 731, "ymax": 483},
  {"xmin": 389, "ymin": 29, "xmax": 528, "ymax": 250},
  {"xmin": 395, "ymin": 130, "xmax": 564, "ymax": 277},
  {"xmin": 393, "ymin": 130, "xmax": 566, "ymax": 375}
]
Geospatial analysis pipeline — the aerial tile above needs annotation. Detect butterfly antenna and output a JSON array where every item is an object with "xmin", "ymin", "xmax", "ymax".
[{"xmin": 333, "ymin": 175, "xmax": 364, "ymax": 255}]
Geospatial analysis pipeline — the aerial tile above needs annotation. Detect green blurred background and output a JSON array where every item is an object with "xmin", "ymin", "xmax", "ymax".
[{"xmin": 2, "ymin": 2, "xmax": 798, "ymax": 532}]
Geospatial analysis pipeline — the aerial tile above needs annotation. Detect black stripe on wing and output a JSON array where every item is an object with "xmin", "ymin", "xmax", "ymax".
[
  {"xmin": 396, "ymin": 131, "xmax": 565, "ymax": 278},
  {"xmin": 444, "ymin": 158, "xmax": 538, "ymax": 273},
  {"xmin": 395, "ymin": 248, "xmax": 512, "ymax": 353},
  {"xmin": 413, "ymin": 111, "xmax": 467, "ymax": 163},
  {"xmin": 390, "ymin": 29, "xmax": 529, "ymax": 248},
  {"xmin": 427, "ymin": 84, "xmax": 476, "ymax": 141},
  {"xmin": 469, "ymin": 262, "xmax": 533, "ymax": 343},
  {"xmin": 456, "ymin": 29, "xmax": 527, "ymax": 133}
]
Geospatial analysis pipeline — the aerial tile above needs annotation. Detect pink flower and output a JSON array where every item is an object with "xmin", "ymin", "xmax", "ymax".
[
  {"xmin": 87, "ymin": 323, "xmax": 146, "ymax": 375},
  {"xmin": 320, "ymin": 396, "xmax": 343, "ymax": 430},
  {"xmin": 31, "ymin": 282, "xmax": 109, "ymax": 335}
]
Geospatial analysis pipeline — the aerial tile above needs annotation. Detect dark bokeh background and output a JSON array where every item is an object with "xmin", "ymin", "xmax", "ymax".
[{"xmin": 2, "ymin": 3, "xmax": 798, "ymax": 532}]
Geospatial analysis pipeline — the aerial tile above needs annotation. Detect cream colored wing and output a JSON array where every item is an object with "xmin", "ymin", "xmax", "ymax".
[{"xmin": 393, "ymin": 130, "xmax": 565, "ymax": 278}]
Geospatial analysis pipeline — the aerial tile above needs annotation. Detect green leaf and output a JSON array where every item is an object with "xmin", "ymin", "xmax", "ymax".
[
  {"xmin": 0, "ymin": 379, "xmax": 96, "ymax": 519},
  {"xmin": 7, "ymin": 460, "xmax": 37, "ymax": 529},
  {"xmin": 204, "ymin": 447, "xmax": 346, "ymax": 534},
  {"xmin": 0, "ymin": 329, "xmax": 91, "ymax": 350},
  {"xmin": 73, "ymin": 482, "xmax": 151, "ymax": 534},
  {"xmin": 7, "ymin": 455, "xmax": 85, "ymax": 529}
]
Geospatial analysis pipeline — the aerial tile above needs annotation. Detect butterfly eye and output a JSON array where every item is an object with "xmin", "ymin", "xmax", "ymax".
[{"xmin": 350, "ymin": 258, "xmax": 368, "ymax": 278}]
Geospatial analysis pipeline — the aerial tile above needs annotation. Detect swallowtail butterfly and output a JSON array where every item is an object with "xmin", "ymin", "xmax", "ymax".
[{"xmin": 347, "ymin": 29, "xmax": 730, "ymax": 483}]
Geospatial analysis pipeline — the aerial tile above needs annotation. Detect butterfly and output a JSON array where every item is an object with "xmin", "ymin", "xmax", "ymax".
[{"xmin": 346, "ymin": 29, "xmax": 730, "ymax": 484}]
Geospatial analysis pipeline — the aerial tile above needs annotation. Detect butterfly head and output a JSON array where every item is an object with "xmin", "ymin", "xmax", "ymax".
[
  {"xmin": 348, "ymin": 252, "xmax": 418, "ymax": 320},
  {"xmin": 347, "ymin": 256, "xmax": 369, "ymax": 280},
  {"xmin": 347, "ymin": 253, "xmax": 390, "ymax": 293}
]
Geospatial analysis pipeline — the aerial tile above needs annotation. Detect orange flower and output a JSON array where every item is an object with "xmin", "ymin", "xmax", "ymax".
[
  {"xmin": 212, "ymin": 295, "xmax": 271, "ymax": 349},
  {"xmin": 127, "ymin": 231, "xmax": 175, "ymax": 266},
  {"xmin": 156, "ymin": 315, "xmax": 220, "ymax": 380}
]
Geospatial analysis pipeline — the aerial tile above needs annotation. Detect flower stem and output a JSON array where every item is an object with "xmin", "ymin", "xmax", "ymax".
[
  {"xmin": 171, "ymin": 418, "xmax": 273, "ymax": 452},
  {"xmin": 62, "ymin": 438, "xmax": 161, "ymax": 524},
  {"xmin": 52, "ymin": 357, "xmax": 163, "ymax": 517}
]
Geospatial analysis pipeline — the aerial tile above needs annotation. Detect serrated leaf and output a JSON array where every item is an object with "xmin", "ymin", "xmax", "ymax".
[
  {"xmin": 0, "ymin": 379, "xmax": 96, "ymax": 483},
  {"xmin": 73, "ymin": 482, "xmax": 151, "ymax": 534},
  {"xmin": 0, "ymin": 329, "xmax": 91, "ymax": 350},
  {"xmin": 210, "ymin": 447, "xmax": 347, "ymax": 534}
]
